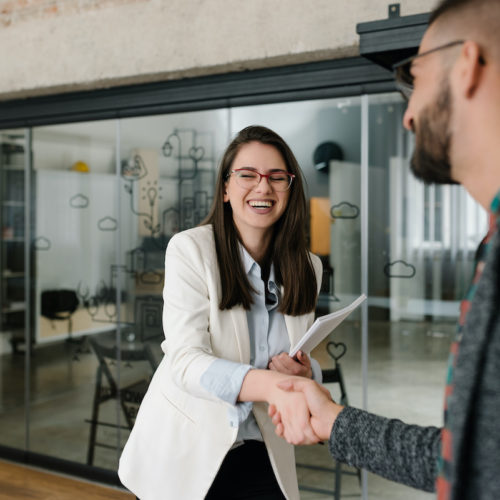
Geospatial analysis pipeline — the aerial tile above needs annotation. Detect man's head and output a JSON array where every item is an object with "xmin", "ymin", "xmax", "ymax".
[{"xmin": 400, "ymin": 0, "xmax": 500, "ymax": 190}]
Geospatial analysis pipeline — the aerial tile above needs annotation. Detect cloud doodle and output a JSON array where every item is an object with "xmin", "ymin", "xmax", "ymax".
[
  {"xmin": 97, "ymin": 216, "xmax": 118, "ymax": 232},
  {"xmin": 330, "ymin": 201, "xmax": 360, "ymax": 219},
  {"xmin": 33, "ymin": 236, "xmax": 51, "ymax": 251},
  {"xmin": 138, "ymin": 270, "xmax": 163, "ymax": 285},
  {"xmin": 384, "ymin": 260, "xmax": 416, "ymax": 278},
  {"xmin": 69, "ymin": 193, "xmax": 89, "ymax": 209}
]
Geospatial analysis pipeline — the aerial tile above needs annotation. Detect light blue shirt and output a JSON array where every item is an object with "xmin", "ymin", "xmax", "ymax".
[{"xmin": 200, "ymin": 244, "xmax": 321, "ymax": 441}]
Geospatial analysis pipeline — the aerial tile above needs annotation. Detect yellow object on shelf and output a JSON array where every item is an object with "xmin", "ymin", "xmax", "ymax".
[
  {"xmin": 310, "ymin": 197, "xmax": 331, "ymax": 256},
  {"xmin": 71, "ymin": 161, "xmax": 90, "ymax": 173}
]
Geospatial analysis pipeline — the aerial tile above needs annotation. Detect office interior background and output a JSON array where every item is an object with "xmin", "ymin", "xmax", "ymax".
[{"xmin": 0, "ymin": 1, "xmax": 489, "ymax": 499}]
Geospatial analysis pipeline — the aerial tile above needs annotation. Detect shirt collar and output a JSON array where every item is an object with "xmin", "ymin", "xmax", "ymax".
[{"xmin": 239, "ymin": 243, "xmax": 276, "ymax": 283}]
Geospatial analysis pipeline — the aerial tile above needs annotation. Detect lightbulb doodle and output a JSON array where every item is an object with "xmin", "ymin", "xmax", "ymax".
[{"xmin": 122, "ymin": 154, "xmax": 161, "ymax": 237}]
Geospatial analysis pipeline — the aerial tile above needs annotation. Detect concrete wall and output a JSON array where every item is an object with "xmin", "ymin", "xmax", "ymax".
[{"xmin": 0, "ymin": 0, "xmax": 436, "ymax": 100}]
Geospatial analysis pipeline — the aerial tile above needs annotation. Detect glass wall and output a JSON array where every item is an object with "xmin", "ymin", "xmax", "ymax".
[{"xmin": 0, "ymin": 94, "xmax": 488, "ymax": 499}]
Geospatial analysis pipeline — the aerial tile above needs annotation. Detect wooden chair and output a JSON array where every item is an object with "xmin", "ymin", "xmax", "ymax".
[{"xmin": 86, "ymin": 336, "xmax": 157, "ymax": 465}]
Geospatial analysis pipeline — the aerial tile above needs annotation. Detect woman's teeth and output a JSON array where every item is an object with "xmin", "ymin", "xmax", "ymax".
[{"xmin": 249, "ymin": 201, "xmax": 272, "ymax": 208}]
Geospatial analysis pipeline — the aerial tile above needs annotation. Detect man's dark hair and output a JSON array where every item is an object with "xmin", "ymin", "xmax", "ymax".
[
  {"xmin": 429, "ymin": 0, "xmax": 500, "ymax": 62},
  {"xmin": 430, "ymin": 0, "xmax": 472, "ymax": 24}
]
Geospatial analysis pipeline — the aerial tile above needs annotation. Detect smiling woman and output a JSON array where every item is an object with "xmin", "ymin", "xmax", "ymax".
[{"xmin": 118, "ymin": 125, "xmax": 323, "ymax": 500}]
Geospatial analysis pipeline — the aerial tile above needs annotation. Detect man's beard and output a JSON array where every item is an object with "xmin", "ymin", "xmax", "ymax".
[{"xmin": 410, "ymin": 80, "xmax": 458, "ymax": 185}]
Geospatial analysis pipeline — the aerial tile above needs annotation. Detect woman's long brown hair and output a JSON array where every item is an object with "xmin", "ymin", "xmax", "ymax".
[{"xmin": 202, "ymin": 125, "xmax": 317, "ymax": 316}]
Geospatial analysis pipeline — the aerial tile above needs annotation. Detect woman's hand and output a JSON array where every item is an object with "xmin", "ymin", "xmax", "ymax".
[
  {"xmin": 266, "ymin": 376, "xmax": 320, "ymax": 445},
  {"xmin": 238, "ymin": 369, "xmax": 320, "ymax": 445},
  {"xmin": 268, "ymin": 351, "xmax": 312, "ymax": 378},
  {"xmin": 269, "ymin": 378, "xmax": 341, "ymax": 443}
]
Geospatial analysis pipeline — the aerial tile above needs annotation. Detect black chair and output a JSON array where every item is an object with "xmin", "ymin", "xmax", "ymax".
[
  {"xmin": 41, "ymin": 289, "xmax": 85, "ymax": 359},
  {"xmin": 41, "ymin": 289, "xmax": 79, "ymax": 335},
  {"xmin": 297, "ymin": 341, "xmax": 361, "ymax": 500},
  {"xmin": 323, "ymin": 342, "xmax": 361, "ymax": 500},
  {"xmin": 86, "ymin": 336, "xmax": 158, "ymax": 465}
]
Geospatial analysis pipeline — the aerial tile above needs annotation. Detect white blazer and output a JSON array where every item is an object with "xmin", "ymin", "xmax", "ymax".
[{"xmin": 119, "ymin": 225, "xmax": 322, "ymax": 500}]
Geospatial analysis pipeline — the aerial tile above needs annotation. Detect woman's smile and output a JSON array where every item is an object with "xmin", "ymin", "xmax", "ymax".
[{"xmin": 224, "ymin": 141, "xmax": 290, "ymax": 238}]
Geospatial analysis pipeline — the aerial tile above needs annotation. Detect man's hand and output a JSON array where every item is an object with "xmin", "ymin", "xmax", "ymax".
[
  {"xmin": 268, "ymin": 351, "xmax": 312, "ymax": 378},
  {"xmin": 268, "ymin": 379, "xmax": 343, "ymax": 443}
]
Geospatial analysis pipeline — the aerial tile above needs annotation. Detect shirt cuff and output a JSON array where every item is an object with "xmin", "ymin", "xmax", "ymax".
[{"xmin": 200, "ymin": 358, "xmax": 253, "ymax": 405}]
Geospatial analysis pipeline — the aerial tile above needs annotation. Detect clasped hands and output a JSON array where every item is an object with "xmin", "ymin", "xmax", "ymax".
[{"xmin": 267, "ymin": 351, "xmax": 343, "ymax": 445}]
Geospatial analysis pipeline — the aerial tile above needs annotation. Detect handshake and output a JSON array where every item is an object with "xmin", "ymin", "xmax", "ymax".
[{"xmin": 267, "ymin": 376, "xmax": 344, "ymax": 445}]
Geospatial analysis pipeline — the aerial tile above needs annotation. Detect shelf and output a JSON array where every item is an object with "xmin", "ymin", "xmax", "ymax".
[
  {"xmin": 1, "ymin": 139, "xmax": 27, "ymax": 347},
  {"xmin": 2, "ymin": 271, "xmax": 24, "ymax": 278},
  {"xmin": 2, "ymin": 303, "xmax": 26, "ymax": 313},
  {"xmin": 2, "ymin": 201, "xmax": 24, "ymax": 207},
  {"xmin": 1, "ymin": 164, "xmax": 24, "ymax": 171}
]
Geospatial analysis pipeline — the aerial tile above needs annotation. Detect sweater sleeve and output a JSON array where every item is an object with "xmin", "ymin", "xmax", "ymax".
[{"xmin": 328, "ymin": 406, "xmax": 441, "ymax": 492}]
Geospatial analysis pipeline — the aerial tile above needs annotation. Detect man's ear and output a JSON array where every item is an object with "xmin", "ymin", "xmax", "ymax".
[{"xmin": 457, "ymin": 40, "xmax": 484, "ymax": 98}]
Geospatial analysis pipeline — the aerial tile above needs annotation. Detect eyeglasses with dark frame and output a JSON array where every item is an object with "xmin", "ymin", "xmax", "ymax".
[
  {"xmin": 229, "ymin": 168, "xmax": 295, "ymax": 192},
  {"xmin": 392, "ymin": 40, "xmax": 465, "ymax": 100}
]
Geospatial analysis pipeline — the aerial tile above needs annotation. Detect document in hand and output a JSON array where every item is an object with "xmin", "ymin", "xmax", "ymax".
[{"xmin": 289, "ymin": 294, "xmax": 367, "ymax": 358}]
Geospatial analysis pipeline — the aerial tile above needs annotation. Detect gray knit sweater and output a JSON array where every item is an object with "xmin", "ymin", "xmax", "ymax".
[{"xmin": 328, "ymin": 406, "xmax": 440, "ymax": 491}]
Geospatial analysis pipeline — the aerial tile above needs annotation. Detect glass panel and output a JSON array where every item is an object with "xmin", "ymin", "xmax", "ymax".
[
  {"xmin": 27, "ymin": 120, "xmax": 119, "ymax": 464},
  {"xmin": 231, "ymin": 98, "xmax": 365, "ymax": 496},
  {"xmin": 366, "ymin": 92, "xmax": 488, "ymax": 498},
  {"xmin": 110, "ymin": 110, "xmax": 229, "ymax": 470},
  {"xmin": 0, "ymin": 128, "xmax": 29, "ymax": 450}
]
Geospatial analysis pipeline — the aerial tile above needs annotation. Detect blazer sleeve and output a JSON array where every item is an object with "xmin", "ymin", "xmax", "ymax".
[
  {"xmin": 328, "ymin": 406, "xmax": 441, "ymax": 492},
  {"xmin": 161, "ymin": 229, "xmax": 229, "ymax": 402}
]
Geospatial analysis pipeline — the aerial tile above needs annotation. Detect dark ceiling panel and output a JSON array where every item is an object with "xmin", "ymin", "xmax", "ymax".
[
  {"xmin": 357, "ymin": 3, "xmax": 429, "ymax": 70},
  {"xmin": 0, "ymin": 57, "xmax": 393, "ymax": 129}
]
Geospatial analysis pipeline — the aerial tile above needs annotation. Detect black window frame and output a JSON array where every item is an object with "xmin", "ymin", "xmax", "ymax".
[{"xmin": 1, "ymin": 57, "xmax": 396, "ymax": 129}]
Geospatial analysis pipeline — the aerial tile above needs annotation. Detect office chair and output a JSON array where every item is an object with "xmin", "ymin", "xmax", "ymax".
[
  {"xmin": 41, "ymin": 289, "xmax": 79, "ymax": 335},
  {"xmin": 41, "ymin": 289, "xmax": 85, "ymax": 359}
]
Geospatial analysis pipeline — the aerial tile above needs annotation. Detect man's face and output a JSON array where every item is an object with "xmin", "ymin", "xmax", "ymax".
[
  {"xmin": 402, "ymin": 26, "xmax": 459, "ymax": 185},
  {"xmin": 409, "ymin": 76, "xmax": 456, "ymax": 184}
]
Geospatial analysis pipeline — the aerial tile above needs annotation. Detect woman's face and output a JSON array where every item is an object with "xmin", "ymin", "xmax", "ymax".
[{"xmin": 224, "ymin": 141, "xmax": 291, "ymax": 240}]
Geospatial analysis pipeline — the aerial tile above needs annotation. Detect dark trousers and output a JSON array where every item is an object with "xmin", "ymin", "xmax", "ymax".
[{"xmin": 205, "ymin": 440, "xmax": 286, "ymax": 500}]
